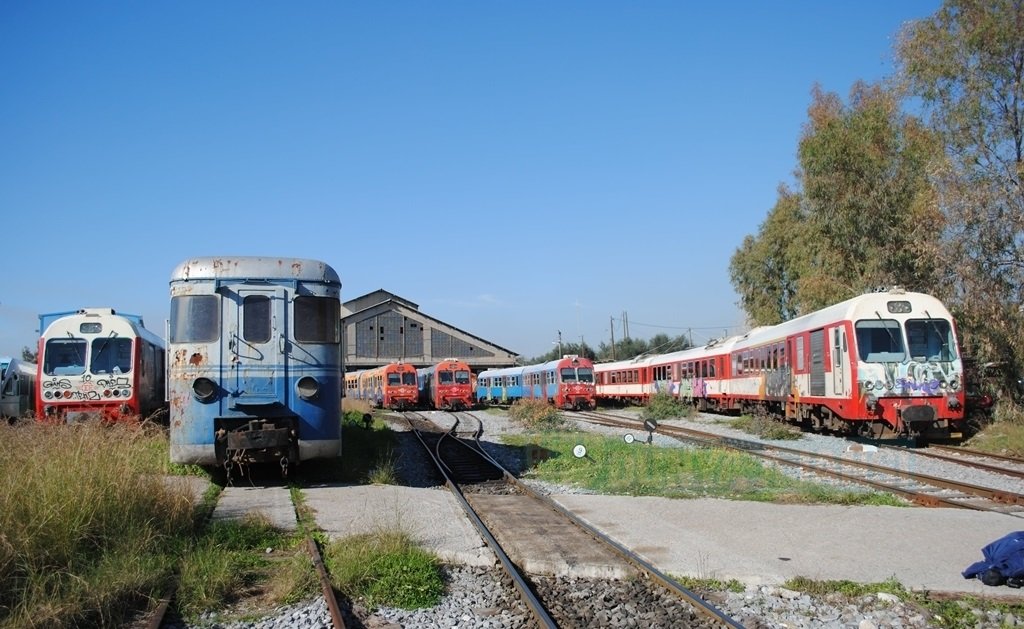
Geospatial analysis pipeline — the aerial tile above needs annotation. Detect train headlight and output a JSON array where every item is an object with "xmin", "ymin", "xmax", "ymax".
[
  {"xmin": 875, "ymin": 380, "xmax": 884, "ymax": 391},
  {"xmin": 296, "ymin": 376, "xmax": 319, "ymax": 400},
  {"xmin": 947, "ymin": 396, "xmax": 962, "ymax": 410},
  {"xmin": 948, "ymin": 377, "xmax": 960, "ymax": 391},
  {"xmin": 864, "ymin": 381, "xmax": 874, "ymax": 391},
  {"xmin": 192, "ymin": 377, "xmax": 217, "ymax": 402}
]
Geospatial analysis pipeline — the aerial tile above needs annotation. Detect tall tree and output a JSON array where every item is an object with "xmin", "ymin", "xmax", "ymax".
[
  {"xmin": 729, "ymin": 184, "xmax": 806, "ymax": 325},
  {"xmin": 797, "ymin": 82, "xmax": 944, "ymax": 308},
  {"xmin": 730, "ymin": 82, "xmax": 942, "ymax": 325},
  {"xmin": 896, "ymin": 0, "xmax": 1024, "ymax": 374}
]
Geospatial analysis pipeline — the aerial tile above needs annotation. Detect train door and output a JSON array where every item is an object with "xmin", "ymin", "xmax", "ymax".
[
  {"xmin": 231, "ymin": 287, "xmax": 286, "ymax": 404},
  {"xmin": 810, "ymin": 329, "xmax": 826, "ymax": 396},
  {"xmin": 832, "ymin": 327, "xmax": 848, "ymax": 396}
]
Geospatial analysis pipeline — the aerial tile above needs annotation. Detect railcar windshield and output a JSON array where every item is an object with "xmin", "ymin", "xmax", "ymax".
[
  {"xmin": 856, "ymin": 317, "xmax": 959, "ymax": 363},
  {"xmin": 855, "ymin": 319, "xmax": 904, "ymax": 362},
  {"xmin": 560, "ymin": 367, "xmax": 596, "ymax": 383},
  {"xmin": 387, "ymin": 373, "xmax": 401, "ymax": 386},
  {"xmin": 44, "ymin": 338, "xmax": 87, "ymax": 376},
  {"xmin": 906, "ymin": 318, "xmax": 957, "ymax": 361},
  {"xmin": 294, "ymin": 296, "xmax": 340, "ymax": 343},
  {"xmin": 402, "ymin": 372, "xmax": 416, "ymax": 385},
  {"xmin": 91, "ymin": 337, "xmax": 133, "ymax": 374},
  {"xmin": 170, "ymin": 295, "xmax": 220, "ymax": 343},
  {"xmin": 455, "ymin": 370, "xmax": 471, "ymax": 384},
  {"xmin": 578, "ymin": 368, "xmax": 594, "ymax": 383},
  {"xmin": 439, "ymin": 370, "xmax": 453, "ymax": 384}
]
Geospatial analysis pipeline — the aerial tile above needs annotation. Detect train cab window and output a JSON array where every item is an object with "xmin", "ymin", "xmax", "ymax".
[
  {"xmin": 403, "ymin": 372, "xmax": 417, "ymax": 385},
  {"xmin": 295, "ymin": 296, "xmax": 340, "ymax": 343},
  {"xmin": 906, "ymin": 319, "xmax": 956, "ymax": 362},
  {"xmin": 855, "ymin": 320, "xmax": 905, "ymax": 362},
  {"xmin": 170, "ymin": 295, "xmax": 220, "ymax": 343},
  {"xmin": 561, "ymin": 368, "xmax": 578, "ymax": 383},
  {"xmin": 455, "ymin": 370, "xmax": 471, "ymax": 384},
  {"xmin": 439, "ymin": 371, "xmax": 454, "ymax": 384},
  {"xmin": 90, "ymin": 337, "xmax": 133, "ymax": 374},
  {"xmin": 243, "ymin": 295, "xmax": 272, "ymax": 343},
  {"xmin": 578, "ymin": 367, "xmax": 594, "ymax": 383},
  {"xmin": 387, "ymin": 373, "xmax": 401, "ymax": 386},
  {"xmin": 44, "ymin": 338, "xmax": 87, "ymax": 376}
]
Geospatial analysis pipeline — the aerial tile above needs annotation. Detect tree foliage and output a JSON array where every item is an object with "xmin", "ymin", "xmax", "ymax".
[
  {"xmin": 730, "ymin": 82, "xmax": 943, "ymax": 325},
  {"xmin": 896, "ymin": 0, "xmax": 1024, "ymax": 376}
]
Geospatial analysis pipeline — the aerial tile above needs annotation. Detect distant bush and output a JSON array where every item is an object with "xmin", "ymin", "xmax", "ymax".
[
  {"xmin": 641, "ymin": 392, "xmax": 692, "ymax": 421},
  {"xmin": 730, "ymin": 411, "xmax": 801, "ymax": 440},
  {"xmin": 509, "ymin": 399, "xmax": 565, "ymax": 430}
]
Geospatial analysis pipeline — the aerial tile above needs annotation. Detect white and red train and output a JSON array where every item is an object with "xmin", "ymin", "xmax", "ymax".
[
  {"xmin": 344, "ymin": 362, "xmax": 419, "ymax": 410},
  {"xmin": 594, "ymin": 289, "xmax": 966, "ymax": 439},
  {"xmin": 36, "ymin": 308, "xmax": 167, "ymax": 422}
]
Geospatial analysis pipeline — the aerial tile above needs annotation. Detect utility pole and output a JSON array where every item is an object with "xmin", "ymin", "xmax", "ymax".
[
  {"xmin": 557, "ymin": 330, "xmax": 563, "ymax": 357},
  {"xmin": 622, "ymin": 311, "xmax": 629, "ymax": 339},
  {"xmin": 610, "ymin": 315, "xmax": 616, "ymax": 360}
]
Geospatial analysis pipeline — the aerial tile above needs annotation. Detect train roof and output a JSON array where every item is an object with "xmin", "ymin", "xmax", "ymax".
[
  {"xmin": 732, "ymin": 289, "xmax": 952, "ymax": 349},
  {"xmin": 39, "ymin": 307, "xmax": 165, "ymax": 349},
  {"xmin": 170, "ymin": 256, "xmax": 341, "ymax": 285}
]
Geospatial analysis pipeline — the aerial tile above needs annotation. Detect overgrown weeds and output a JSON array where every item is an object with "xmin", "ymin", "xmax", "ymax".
[
  {"xmin": 325, "ymin": 530, "xmax": 444, "ymax": 609},
  {"xmin": 783, "ymin": 576, "xmax": 1024, "ymax": 629},
  {"xmin": 0, "ymin": 420, "xmax": 194, "ymax": 628},
  {"xmin": 509, "ymin": 398, "xmax": 565, "ymax": 429},
  {"xmin": 641, "ymin": 392, "xmax": 693, "ymax": 421},
  {"xmin": 729, "ymin": 411, "xmax": 802, "ymax": 440},
  {"xmin": 966, "ymin": 400, "xmax": 1024, "ymax": 456}
]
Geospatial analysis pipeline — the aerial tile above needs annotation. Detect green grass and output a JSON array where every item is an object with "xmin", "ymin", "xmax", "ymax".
[
  {"xmin": 324, "ymin": 530, "xmax": 445, "ymax": 609},
  {"xmin": 176, "ymin": 516, "xmax": 314, "ymax": 618},
  {"xmin": 964, "ymin": 400, "xmax": 1024, "ymax": 456},
  {"xmin": 502, "ymin": 431, "xmax": 903, "ymax": 505}
]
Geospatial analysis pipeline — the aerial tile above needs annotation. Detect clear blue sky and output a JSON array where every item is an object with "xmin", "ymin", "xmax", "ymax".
[{"xmin": 0, "ymin": 1, "xmax": 939, "ymax": 360}]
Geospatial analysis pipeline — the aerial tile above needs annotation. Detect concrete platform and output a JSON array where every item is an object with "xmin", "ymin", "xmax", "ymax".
[
  {"xmin": 302, "ymin": 484, "xmax": 494, "ymax": 567},
  {"xmin": 303, "ymin": 483, "xmax": 1024, "ymax": 597},
  {"xmin": 212, "ymin": 485, "xmax": 297, "ymax": 531}
]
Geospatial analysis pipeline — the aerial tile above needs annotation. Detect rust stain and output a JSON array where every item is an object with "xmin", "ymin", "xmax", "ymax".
[{"xmin": 189, "ymin": 352, "xmax": 204, "ymax": 366}]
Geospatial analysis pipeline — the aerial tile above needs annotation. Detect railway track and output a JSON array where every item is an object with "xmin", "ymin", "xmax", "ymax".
[
  {"xmin": 406, "ymin": 411, "xmax": 744, "ymax": 628},
  {"xmin": 137, "ymin": 481, "xmax": 347, "ymax": 629},
  {"xmin": 572, "ymin": 410, "xmax": 1024, "ymax": 518}
]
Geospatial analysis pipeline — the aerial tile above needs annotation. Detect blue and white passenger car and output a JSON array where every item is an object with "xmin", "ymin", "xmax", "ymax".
[{"xmin": 167, "ymin": 256, "xmax": 342, "ymax": 473}]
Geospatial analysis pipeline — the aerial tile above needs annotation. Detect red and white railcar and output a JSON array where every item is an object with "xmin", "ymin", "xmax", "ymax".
[
  {"xmin": 595, "ymin": 289, "xmax": 965, "ymax": 439},
  {"xmin": 36, "ymin": 308, "xmax": 166, "ymax": 422},
  {"xmin": 521, "ymin": 355, "xmax": 596, "ymax": 410},
  {"xmin": 346, "ymin": 362, "xmax": 418, "ymax": 410},
  {"xmin": 417, "ymin": 358, "xmax": 473, "ymax": 411}
]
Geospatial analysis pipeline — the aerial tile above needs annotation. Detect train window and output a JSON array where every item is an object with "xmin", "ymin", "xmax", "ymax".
[
  {"xmin": 561, "ymin": 368, "xmax": 577, "ymax": 383},
  {"xmin": 44, "ymin": 338, "xmax": 87, "ymax": 376},
  {"xmin": 854, "ymin": 320, "xmax": 905, "ymax": 362},
  {"xmin": 578, "ymin": 367, "xmax": 594, "ymax": 383},
  {"xmin": 387, "ymin": 373, "xmax": 401, "ymax": 385},
  {"xmin": 403, "ymin": 372, "xmax": 416, "ymax": 385},
  {"xmin": 243, "ymin": 296, "xmax": 272, "ymax": 343},
  {"xmin": 90, "ymin": 337, "xmax": 133, "ymax": 374},
  {"xmin": 455, "ymin": 370, "xmax": 471, "ymax": 384},
  {"xmin": 80, "ymin": 322, "xmax": 102, "ymax": 334},
  {"xmin": 295, "ymin": 296, "xmax": 340, "ymax": 343},
  {"xmin": 795, "ymin": 337, "xmax": 805, "ymax": 370},
  {"xmin": 709, "ymin": 359, "xmax": 716, "ymax": 377},
  {"xmin": 439, "ymin": 371, "xmax": 454, "ymax": 384},
  {"xmin": 906, "ymin": 319, "xmax": 956, "ymax": 361},
  {"xmin": 169, "ymin": 295, "xmax": 220, "ymax": 343}
]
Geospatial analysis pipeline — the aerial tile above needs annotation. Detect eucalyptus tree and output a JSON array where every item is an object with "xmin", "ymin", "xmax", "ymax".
[
  {"xmin": 896, "ymin": 0, "xmax": 1024, "ymax": 372},
  {"xmin": 730, "ymin": 82, "xmax": 942, "ymax": 325}
]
